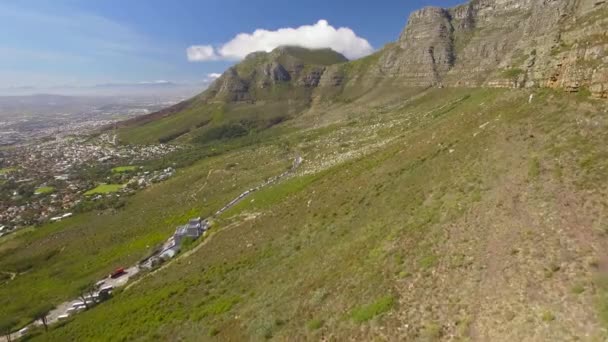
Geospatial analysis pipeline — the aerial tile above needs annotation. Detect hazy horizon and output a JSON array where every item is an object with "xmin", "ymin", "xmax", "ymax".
[{"xmin": 0, "ymin": 0, "xmax": 463, "ymax": 90}]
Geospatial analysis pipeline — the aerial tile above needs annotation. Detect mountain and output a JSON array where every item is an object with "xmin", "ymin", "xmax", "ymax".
[
  {"xmin": 192, "ymin": 0, "xmax": 608, "ymax": 100},
  {"xmin": 5, "ymin": 1, "xmax": 608, "ymax": 341},
  {"xmin": 117, "ymin": 0, "xmax": 607, "ymax": 145},
  {"xmin": 362, "ymin": 0, "xmax": 608, "ymax": 95},
  {"xmin": 115, "ymin": 46, "xmax": 350, "ymax": 144},
  {"xmin": 201, "ymin": 46, "xmax": 348, "ymax": 103},
  {"xmin": 323, "ymin": 0, "xmax": 608, "ymax": 96}
]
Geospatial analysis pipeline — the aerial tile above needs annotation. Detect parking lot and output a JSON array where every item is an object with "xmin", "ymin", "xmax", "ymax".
[{"xmin": 42, "ymin": 265, "xmax": 140, "ymax": 326}]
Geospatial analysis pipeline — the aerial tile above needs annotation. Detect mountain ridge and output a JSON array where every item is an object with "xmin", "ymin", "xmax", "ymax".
[
  {"xmin": 199, "ymin": 45, "xmax": 348, "ymax": 103},
  {"xmin": 115, "ymin": 0, "xmax": 607, "ymax": 144},
  {"xmin": 197, "ymin": 0, "xmax": 607, "ymax": 102},
  {"xmin": 5, "ymin": 1, "xmax": 608, "ymax": 340}
]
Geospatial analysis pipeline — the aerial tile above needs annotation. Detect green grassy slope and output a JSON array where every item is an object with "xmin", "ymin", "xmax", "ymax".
[
  {"xmin": 29, "ymin": 88, "xmax": 608, "ymax": 340},
  {"xmin": 118, "ymin": 103, "xmax": 225, "ymax": 144},
  {"xmin": 119, "ymin": 100, "xmax": 310, "ymax": 145},
  {"xmin": 115, "ymin": 45, "xmax": 425, "ymax": 146},
  {"xmin": 0, "ymin": 144, "xmax": 292, "ymax": 328},
  {"xmin": 115, "ymin": 47, "xmax": 354, "ymax": 145}
]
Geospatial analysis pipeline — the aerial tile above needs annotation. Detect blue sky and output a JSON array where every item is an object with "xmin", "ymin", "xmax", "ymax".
[{"xmin": 0, "ymin": 0, "xmax": 464, "ymax": 89}]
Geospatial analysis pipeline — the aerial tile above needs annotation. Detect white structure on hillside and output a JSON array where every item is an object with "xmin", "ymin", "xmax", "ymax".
[{"xmin": 173, "ymin": 217, "xmax": 208, "ymax": 245}]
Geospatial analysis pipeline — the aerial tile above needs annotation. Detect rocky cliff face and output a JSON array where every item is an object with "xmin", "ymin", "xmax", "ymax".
[
  {"xmin": 378, "ymin": 7, "xmax": 456, "ymax": 85},
  {"xmin": 203, "ymin": 0, "xmax": 607, "ymax": 102},
  {"xmin": 200, "ymin": 46, "xmax": 348, "ymax": 103},
  {"xmin": 372, "ymin": 0, "xmax": 608, "ymax": 97}
]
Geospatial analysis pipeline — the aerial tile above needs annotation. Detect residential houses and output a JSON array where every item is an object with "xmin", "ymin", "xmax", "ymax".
[{"xmin": 0, "ymin": 135, "xmax": 180, "ymax": 231}]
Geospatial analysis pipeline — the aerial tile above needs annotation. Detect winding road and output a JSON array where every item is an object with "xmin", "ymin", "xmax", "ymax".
[{"xmin": 4, "ymin": 155, "xmax": 303, "ymax": 341}]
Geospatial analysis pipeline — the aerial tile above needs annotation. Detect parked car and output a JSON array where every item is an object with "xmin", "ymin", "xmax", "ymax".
[
  {"xmin": 99, "ymin": 285, "xmax": 114, "ymax": 294},
  {"xmin": 84, "ymin": 294, "xmax": 99, "ymax": 302},
  {"xmin": 72, "ymin": 301, "xmax": 85, "ymax": 308},
  {"xmin": 109, "ymin": 267, "xmax": 126, "ymax": 279}
]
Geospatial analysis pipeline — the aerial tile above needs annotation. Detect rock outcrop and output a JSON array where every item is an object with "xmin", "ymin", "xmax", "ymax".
[
  {"xmin": 368, "ymin": 0, "xmax": 608, "ymax": 97},
  {"xmin": 207, "ymin": 67, "xmax": 251, "ymax": 102},
  {"xmin": 376, "ymin": 7, "xmax": 456, "ymax": 85},
  {"xmin": 200, "ymin": 46, "xmax": 348, "ymax": 103},
  {"xmin": 202, "ymin": 0, "xmax": 607, "ymax": 102}
]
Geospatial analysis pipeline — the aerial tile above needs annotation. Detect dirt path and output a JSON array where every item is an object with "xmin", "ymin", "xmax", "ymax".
[
  {"xmin": 1, "ymin": 271, "xmax": 16, "ymax": 281},
  {"xmin": 189, "ymin": 168, "xmax": 214, "ymax": 202}
]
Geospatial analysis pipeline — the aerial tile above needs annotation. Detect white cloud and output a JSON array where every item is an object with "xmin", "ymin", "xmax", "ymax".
[
  {"xmin": 138, "ymin": 80, "xmax": 171, "ymax": 84},
  {"xmin": 187, "ymin": 45, "xmax": 219, "ymax": 61},
  {"xmin": 187, "ymin": 19, "xmax": 373, "ymax": 62},
  {"xmin": 203, "ymin": 73, "xmax": 222, "ymax": 83}
]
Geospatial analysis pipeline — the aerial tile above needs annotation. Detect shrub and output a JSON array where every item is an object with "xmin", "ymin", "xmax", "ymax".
[
  {"xmin": 422, "ymin": 322, "xmax": 443, "ymax": 339},
  {"xmin": 307, "ymin": 318, "xmax": 324, "ymax": 330},
  {"xmin": 502, "ymin": 68, "xmax": 524, "ymax": 80},
  {"xmin": 180, "ymin": 237, "xmax": 196, "ymax": 251},
  {"xmin": 193, "ymin": 123, "xmax": 249, "ymax": 145},
  {"xmin": 350, "ymin": 295, "xmax": 395, "ymax": 323},
  {"xmin": 208, "ymin": 327, "xmax": 220, "ymax": 337},
  {"xmin": 158, "ymin": 129, "xmax": 190, "ymax": 143},
  {"xmin": 419, "ymin": 254, "xmax": 438, "ymax": 269},
  {"xmin": 196, "ymin": 295, "xmax": 240, "ymax": 318},
  {"xmin": 528, "ymin": 157, "xmax": 541, "ymax": 179},
  {"xmin": 541, "ymin": 311, "xmax": 556, "ymax": 322},
  {"xmin": 571, "ymin": 284, "xmax": 585, "ymax": 294}
]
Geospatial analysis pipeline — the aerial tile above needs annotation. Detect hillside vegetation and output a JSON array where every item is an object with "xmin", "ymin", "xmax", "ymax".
[
  {"xmin": 116, "ymin": 46, "xmax": 349, "ymax": 145},
  {"xmin": 22, "ymin": 87, "xmax": 608, "ymax": 340},
  {"xmin": 2, "ymin": 0, "xmax": 607, "ymax": 340},
  {"xmin": 0, "ymin": 144, "xmax": 291, "ymax": 329}
]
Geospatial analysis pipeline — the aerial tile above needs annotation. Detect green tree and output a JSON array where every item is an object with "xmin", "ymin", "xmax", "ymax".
[
  {"xmin": 32, "ymin": 303, "xmax": 54, "ymax": 332},
  {"xmin": 0, "ymin": 318, "xmax": 17, "ymax": 342},
  {"xmin": 77, "ymin": 281, "xmax": 97, "ymax": 309}
]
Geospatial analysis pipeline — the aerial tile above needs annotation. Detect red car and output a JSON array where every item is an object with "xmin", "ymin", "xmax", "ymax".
[{"xmin": 109, "ymin": 267, "xmax": 126, "ymax": 279}]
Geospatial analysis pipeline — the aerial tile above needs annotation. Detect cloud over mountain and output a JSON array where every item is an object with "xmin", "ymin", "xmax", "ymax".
[
  {"xmin": 205, "ymin": 73, "xmax": 222, "ymax": 80},
  {"xmin": 187, "ymin": 19, "xmax": 373, "ymax": 62}
]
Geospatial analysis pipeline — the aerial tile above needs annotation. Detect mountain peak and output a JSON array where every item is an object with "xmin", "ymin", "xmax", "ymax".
[
  {"xmin": 201, "ymin": 46, "xmax": 348, "ymax": 103},
  {"xmin": 241, "ymin": 46, "xmax": 348, "ymax": 65},
  {"xmin": 120, "ymin": 0, "xmax": 608, "ymax": 142}
]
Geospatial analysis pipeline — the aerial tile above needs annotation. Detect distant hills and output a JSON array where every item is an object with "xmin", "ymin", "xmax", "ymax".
[
  {"xmin": 0, "ymin": 81, "xmax": 203, "ymax": 98},
  {"xmin": 94, "ymin": 81, "xmax": 179, "ymax": 88}
]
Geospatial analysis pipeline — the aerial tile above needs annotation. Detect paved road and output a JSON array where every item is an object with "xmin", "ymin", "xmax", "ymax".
[
  {"xmin": 4, "ymin": 155, "xmax": 302, "ymax": 340},
  {"xmin": 212, "ymin": 155, "xmax": 302, "ymax": 217},
  {"xmin": 43, "ymin": 265, "xmax": 140, "ymax": 325}
]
